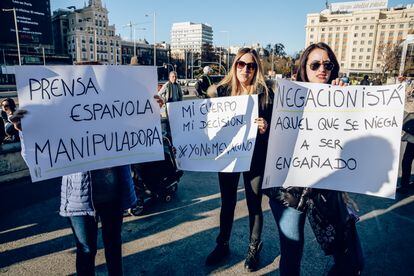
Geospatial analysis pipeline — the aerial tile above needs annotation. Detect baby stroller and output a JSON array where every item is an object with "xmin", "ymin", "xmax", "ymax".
[{"xmin": 127, "ymin": 136, "xmax": 183, "ymax": 216}]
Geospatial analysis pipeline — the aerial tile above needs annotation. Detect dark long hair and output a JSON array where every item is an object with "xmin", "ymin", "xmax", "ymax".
[
  {"xmin": 296, "ymin": 42, "xmax": 339, "ymax": 83},
  {"xmin": 1, "ymin": 98, "xmax": 16, "ymax": 112}
]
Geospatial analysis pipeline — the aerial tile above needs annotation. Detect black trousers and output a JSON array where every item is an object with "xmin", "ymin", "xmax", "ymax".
[
  {"xmin": 401, "ymin": 142, "xmax": 414, "ymax": 188},
  {"xmin": 216, "ymin": 171, "xmax": 263, "ymax": 244}
]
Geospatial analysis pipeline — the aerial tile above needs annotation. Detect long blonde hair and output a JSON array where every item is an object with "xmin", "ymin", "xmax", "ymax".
[{"xmin": 217, "ymin": 47, "xmax": 269, "ymax": 104}]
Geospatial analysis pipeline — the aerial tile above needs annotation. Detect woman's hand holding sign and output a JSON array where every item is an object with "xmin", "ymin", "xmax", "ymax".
[{"xmin": 255, "ymin": 117, "xmax": 268, "ymax": 134}]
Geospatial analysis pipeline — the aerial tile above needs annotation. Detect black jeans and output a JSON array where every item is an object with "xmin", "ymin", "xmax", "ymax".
[
  {"xmin": 401, "ymin": 142, "xmax": 414, "ymax": 188},
  {"xmin": 216, "ymin": 171, "xmax": 263, "ymax": 244}
]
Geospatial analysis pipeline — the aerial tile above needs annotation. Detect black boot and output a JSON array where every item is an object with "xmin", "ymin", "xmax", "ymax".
[
  {"xmin": 244, "ymin": 240, "xmax": 263, "ymax": 272},
  {"xmin": 205, "ymin": 241, "xmax": 230, "ymax": 266}
]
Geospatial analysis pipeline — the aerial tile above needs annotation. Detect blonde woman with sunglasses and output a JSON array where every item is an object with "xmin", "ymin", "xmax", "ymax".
[{"xmin": 205, "ymin": 47, "xmax": 273, "ymax": 272}]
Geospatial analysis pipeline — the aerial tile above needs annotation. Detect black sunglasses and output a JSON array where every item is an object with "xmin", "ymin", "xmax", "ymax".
[
  {"xmin": 236, "ymin": 61, "xmax": 257, "ymax": 71},
  {"xmin": 2, "ymin": 104, "xmax": 10, "ymax": 108},
  {"xmin": 308, "ymin": 61, "xmax": 335, "ymax": 71}
]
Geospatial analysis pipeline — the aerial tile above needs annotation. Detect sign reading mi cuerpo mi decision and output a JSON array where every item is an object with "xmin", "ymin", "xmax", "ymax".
[{"xmin": 15, "ymin": 65, "xmax": 164, "ymax": 182}]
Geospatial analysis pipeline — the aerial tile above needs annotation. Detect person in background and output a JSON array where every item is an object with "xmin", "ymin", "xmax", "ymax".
[
  {"xmin": 340, "ymin": 73, "xmax": 350, "ymax": 84},
  {"xmin": 360, "ymin": 75, "xmax": 370, "ymax": 85},
  {"xmin": 1, "ymin": 98, "xmax": 20, "ymax": 143},
  {"xmin": 205, "ymin": 47, "xmax": 273, "ymax": 272},
  {"xmin": 264, "ymin": 42, "xmax": 364, "ymax": 276},
  {"xmin": 196, "ymin": 66, "xmax": 213, "ymax": 98},
  {"xmin": 158, "ymin": 71, "xmax": 183, "ymax": 103}
]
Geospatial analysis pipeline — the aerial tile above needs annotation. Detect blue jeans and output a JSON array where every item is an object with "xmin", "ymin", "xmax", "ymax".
[
  {"xmin": 68, "ymin": 201, "xmax": 123, "ymax": 276},
  {"xmin": 269, "ymin": 198, "xmax": 306, "ymax": 276}
]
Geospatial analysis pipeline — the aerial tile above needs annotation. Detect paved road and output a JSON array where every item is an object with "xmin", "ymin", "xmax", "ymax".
[{"xmin": 1, "ymin": 170, "xmax": 414, "ymax": 275}]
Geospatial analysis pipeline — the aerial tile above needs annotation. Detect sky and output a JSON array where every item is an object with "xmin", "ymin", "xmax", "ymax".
[{"xmin": 51, "ymin": 0, "xmax": 414, "ymax": 55}]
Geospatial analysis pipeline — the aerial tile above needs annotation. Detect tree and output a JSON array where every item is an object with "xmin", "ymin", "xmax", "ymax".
[{"xmin": 377, "ymin": 43, "xmax": 400, "ymax": 78}]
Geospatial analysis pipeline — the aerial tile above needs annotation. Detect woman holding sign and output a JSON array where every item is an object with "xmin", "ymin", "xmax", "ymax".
[
  {"xmin": 264, "ymin": 42, "xmax": 364, "ymax": 276},
  {"xmin": 205, "ymin": 47, "xmax": 273, "ymax": 272}
]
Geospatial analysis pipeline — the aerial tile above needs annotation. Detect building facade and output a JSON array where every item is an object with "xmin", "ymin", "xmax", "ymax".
[
  {"xmin": 65, "ymin": 0, "xmax": 121, "ymax": 64},
  {"xmin": 305, "ymin": 0, "xmax": 414, "ymax": 74},
  {"xmin": 121, "ymin": 39, "xmax": 169, "ymax": 66},
  {"xmin": 170, "ymin": 22, "xmax": 213, "ymax": 58}
]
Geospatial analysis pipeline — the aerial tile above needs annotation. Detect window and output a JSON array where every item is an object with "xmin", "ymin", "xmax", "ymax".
[
  {"xmin": 352, "ymin": 48, "xmax": 356, "ymax": 52},
  {"xmin": 368, "ymin": 40, "xmax": 372, "ymax": 45},
  {"xmin": 360, "ymin": 48, "xmax": 364, "ymax": 52},
  {"xmin": 382, "ymin": 25, "xmax": 385, "ymax": 29},
  {"xmin": 311, "ymin": 19, "xmax": 315, "ymax": 23},
  {"xmin": 321, "ymin": 33, "xmax": 325, "ymax": 38},
  {"xmin": 390, "ymin": 24, "xmax": 395, "ymax": 29},
  {"xmin": 366, "ymin": 55, "xmax": 370, "ymax": 60},
  {"xmin": 322, "ymin": 27, "xmax": 325, "ymax": 31},
  {"xmin": 362, "ymin": 25, "xmax": 366, "ymax": 30},
  {"xmin": 310, "ymin": 34, "xmax": 314, "ymax": 39},
  {"xmin": 354, "ymin": 33, "xmax": 358, "ymax": 37},
  {"xmin": 344, "ymin": 27, "xmax": 348, "ymax": 31},
  {"xmin": 367, "ymin": 48, "xmax": 371, "ymax": 52},
  {"xmin": 337, "ymin": 27, "xmax": 340, "ymax": 31},
  {"xmin": 370, "ymin": 25, "xmax": 374, "ymax": 29},
  {"xmin": 359, "ymin": 55, "xmax": 363, "ymax": 60},
  {"xmin": 365, "ymin": 63, "xmax": 369, "ymax": 68},
  {"xmin": 371, "ymin": 16, "xmax": 375, "ymax": 20},
  {"xmin": 362, "ymin": 33, "xmax": 366, "ymax": 37},
  {"xmin": 358, "ymin": 63, "xmax": 362, "ymax": 68},
  {"xmin": 355, "ymin": 26, "xmax": 359, "ymax": 30},
  {"xmin": 310, "ymin": 28, "xmax": 314, "ymax": 31},
  {"xmin": 369, "ymin": 33, "xmax": 373, "ymax": 37},
  {"xmin": 351, "ymin": 63, "xmax": 355, "ymax": 67},
  {"xmin": 352, "ymin": 55, "xmax": 356, "ymax": 59},
  {"xmin": 353, "ymin": 41, "xmax": 358, "ymax": 45},
  {"xmin": 329, "ymin": 27, "xmax": 333, "ymax": 31},
  {"xmin": 361, "ymin": 41, "xmax": 365, "ymax": 45},
  {"xmin": 400, "ymin": 24, "xmax": 404, "ymax": 28}
]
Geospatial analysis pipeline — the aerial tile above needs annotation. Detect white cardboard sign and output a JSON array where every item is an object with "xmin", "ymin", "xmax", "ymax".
[
  {"xmin": 167, "ymin": 95, "xmax": 258, "ymax": 172},
  {"xmin": 263, "ymin": 79, "xmax": 405, "ymax": 199},
  {"xmin": 15, "ymin": 65, "xmax": 164, "ymax": 182}
]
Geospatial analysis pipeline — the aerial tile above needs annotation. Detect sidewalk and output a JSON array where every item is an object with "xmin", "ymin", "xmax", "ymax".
[{"xmin": 1, "ymin": 171, "xmax": 414, "ymax": 275}]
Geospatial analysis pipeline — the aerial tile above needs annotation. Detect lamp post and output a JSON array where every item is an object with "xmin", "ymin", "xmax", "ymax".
[
  {"xmin": 123, "ymin": 22, "xmax": 145, "ymax": 58},
  {"xmin": 163, "ymin": 62, "xmax": 175, "ymax": 72},
  {"xmin": 35, "ymin": 46, "xmax": 46, "ymax": 65},
  {"xmin": 2, "ymin": 8, "xmax": 21, "ymax": 65},
  {"xmin": 145, "ymin": 12, "xmax": 156, "ymax": 66},
  {"xmin": 220, "ymin": 30, "xmax": 230, "ymax": 72}
]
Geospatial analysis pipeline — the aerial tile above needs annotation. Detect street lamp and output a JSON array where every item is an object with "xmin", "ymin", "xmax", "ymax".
[
  {"xmin": 145, "ymin": 12, "xmax": 156, "ymax": 66},
  {"xmin": 123, "ymin": 22, "xmax": 146, "ymax": 58},
  {"xmin": 163, "ymin": 62, "xmax": 175, "ymax": 72},
  {"xmin": 220, "ymin": 30, "xmax": 230, "ymax": 72},
  {"xmin": 2, "ymin": 8, "xmax": 21, "ymax": 65}
]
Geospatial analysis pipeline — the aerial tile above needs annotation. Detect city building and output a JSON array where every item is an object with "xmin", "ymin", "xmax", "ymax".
[
  {"xmin": 0, "ymin": 0, "xmax": 70, "ymax": 67},
  {"xmin": 64, "ymin": 0, "xmax": 121, "ymax": 64},
  {"xmin": 170, "ymin": 22, "xmax": 213, "ymax": 58},
  {"xmin": 305, "ymin": 0, "xmax": 414, "ymax": 75}
]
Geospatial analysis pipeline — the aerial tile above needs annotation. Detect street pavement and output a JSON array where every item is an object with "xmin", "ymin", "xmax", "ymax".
[{"xmin": 1, "ymin": 170, "xmax": 414, "ymax": 275}]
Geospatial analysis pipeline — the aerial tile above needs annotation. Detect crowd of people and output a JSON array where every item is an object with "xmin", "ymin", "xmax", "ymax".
[{"xmin": 9, "ymin": 41, "xmax": 414, "ymax": 275}]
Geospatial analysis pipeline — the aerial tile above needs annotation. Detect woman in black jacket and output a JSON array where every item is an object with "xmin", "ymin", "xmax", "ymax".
[{"xmin": 205, "ymin": 47, "xmax": 273, "ymax": 272}]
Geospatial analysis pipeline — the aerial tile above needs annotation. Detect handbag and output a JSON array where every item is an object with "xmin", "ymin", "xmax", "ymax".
[{"xmin": 305, "ymin": 190, "xmax": 359, "ymax": 255}]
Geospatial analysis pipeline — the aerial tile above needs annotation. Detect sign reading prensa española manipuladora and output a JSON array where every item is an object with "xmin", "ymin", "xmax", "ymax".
[
  {"xmin": 263, "ymin": 79, "xmax": 405, "ymax": 199},
  {"xmin": 15, "ymin": 66, "xmax": 164, "ymax": 182}
]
